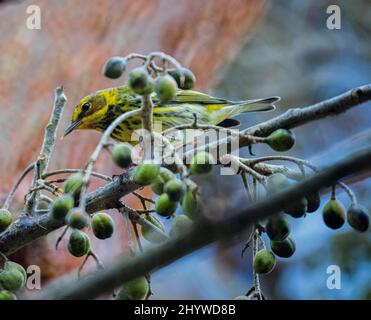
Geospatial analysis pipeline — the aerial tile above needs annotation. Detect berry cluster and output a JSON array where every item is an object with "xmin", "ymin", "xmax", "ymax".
[
  {"xmin": 233, "ymin": 130, "xmax": 369, "ymax": 300},
  {"xmin": 103, "ymin": 55, "xmax": 196, "ymax": 102},
  {"xmin": 46, "ymin": 173, "xmax": 114, "ymax": 258},
  {"xmin": 0, "ymin": 256, "xmax": 26, "ymax": 300}
]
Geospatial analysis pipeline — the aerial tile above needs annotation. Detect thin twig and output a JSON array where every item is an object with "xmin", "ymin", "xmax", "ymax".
[
  {"xmin": 24, "ymin": 87, "xmax": 67, "ymax": 215},
  {"xmin": 120, "ymin": 206, "xmax": 169, "ymax": 242},
  {"xmin": 153, "ymin": 132, "xmax": 188, "ymax": 178},
  {"xmin": 225, "ymin": 155, "xmax": 266, "ymax": 183},
  {"xmin": 42, "ymin": 169, "xmax": 112, "ymax": 182},
  {"xmin": 132, "ymin": 192, "xmax": 155, "ymax": 206},
  {"xmin": 39, "ymin": 194, "xmax": 54, "ymax": 204},
  {"xmin": 35, "ymin": 209, "xmax": 48, "ymax": 214},
  {"xmin": 244, "ymin": 156, "xmax": 316, "ymax": 171},
  {"xmin": 3, "ymin": 162, "xmax": 35, "ymax": 210}
]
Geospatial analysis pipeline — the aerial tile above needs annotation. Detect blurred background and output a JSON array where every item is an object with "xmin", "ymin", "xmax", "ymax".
[{"xmin": 0, "ymin": 0, "xmax": 370, "ymax": 299}]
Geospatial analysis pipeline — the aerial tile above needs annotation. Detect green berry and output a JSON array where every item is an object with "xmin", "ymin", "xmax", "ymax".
[
  {"xmin": 170, "ymin": 215, "xmax": 193, "ymax": 237},
  {"xmin": 169, "ymin": 68, "xmax": 196, "ymax": 90},
  {"xmin": 164, "ymin": 179, "xmax": 185, "ymax": 202},
  {"xmin": 156, "ymin": 194, "xmax": 177, "ymax": 217},
  {"xmin": 267, "ymin": 129, "xmax": 295, "ymax": 152},
  {"xmin": 134, "ymin": 163, "xmax": 160, "ymax": 185},
  {"xmin": 0, "ymin": 208, "xmax": 12, "ymax": 233},
  {"xmin": 253, "ymin": 250, "xmax": 276, "ymax": 274},
  {"xmin": 128, "ymin": 67, "xmax": 154, "ymax": 95},
  {"xmin": 4, "ymin": 261, "xmax": 27, "ymax": 284},
  {"xmin": 0, "ymin": 269, "xmax": 25, "ymax": 291},
  {"xmin": 102, "ymin": 56, "xmax": 126, "ymax": 79},
  {"xmin": 49, "ymin": 195, "xmax": 74, "ymax": 220},
  {"xmin": 142, "ymin": 214, "xmax": 165, "ymax": 244},
  {"xmin": 233, "ymin": 295, "xmax": 249, "ymax": 300},
  {"xmin": 182, "ymin": 190, "xmax": 203, "ymax": 220},
  {"xmin": 155, "ymin": 75, "xmax": 177, "ymax": 103},
  {"xmin": 151, "ymin": 167, "xmax": 175, "ymax": 195},
  {"xmin": 0, "ymin": 290, "xmax": 17, "ymax": 300},
  {"xmin": 322, "ymin": 199, "xmax": 346, "ymax": 229},
  {"xmin": 190, "ymin": 152, "xmax": 214, "ymax": 175},
  {"xmin": 67, "ymin": 230, "xmax": 90, "ymax": 257},
  {"xmin": 347, "ymin": 204, "xmax": 369, "ymax": 232},
  {"xmin": 91, "ymin": 212, "xmax": 115, "ymax": 239},
  {"xmin": 64, "ymin": 172, "xmax": 84, "ymax": 201},
  {"xmin": 65, "ymin": 208, "xmax": 88, "ymax": 229},
  {"xmin": 266, "ymin": 173, "xmax": 290, "ymax": 194},
  {"xmin": 117, "ymin": 277, "xmax": 149, "ymax": 300},
  {"xmin": 271, "ymin": 236, "xmax": 296, "ymax": 258},
  {"xmin": 266, "ymin": 215, "xmax": 290, "ymax": 241},
  {"xmin": 112, "ymin": 143, "xmax": 133, "ymax": 168},
  {"xmin": 306, "ymin": 191, "xmax": 321, "ymax": 213},
  {"xmin": 284, "ymin": 197, "xmax": 308, "ymax": 218}
]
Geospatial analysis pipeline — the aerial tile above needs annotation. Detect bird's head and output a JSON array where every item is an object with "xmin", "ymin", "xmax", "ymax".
[{"xmin": 64, "ymin": 92, "xmax": 109, "ymax": 136}]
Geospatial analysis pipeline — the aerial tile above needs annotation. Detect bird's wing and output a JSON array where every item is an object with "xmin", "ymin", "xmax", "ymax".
[{"xmin": 158, "ymin": 90, "xmax": 230, "ymax": 105}]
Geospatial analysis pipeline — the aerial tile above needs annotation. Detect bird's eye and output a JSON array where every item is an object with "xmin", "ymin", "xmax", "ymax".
[{"xmin": 82, "ymin": 102, "xmax": 91, "ymax": 112}]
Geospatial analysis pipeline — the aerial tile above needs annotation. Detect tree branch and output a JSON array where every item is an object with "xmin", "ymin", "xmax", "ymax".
[
  {"xmin": 246, "ymin": 84, "xmax": 371, "ymax": 137},
  {"xmin": 32, "ymin": 147, "xmax": 371, "ymax": 300},
  {"xmin": 0, "ymin": 169, "xmax": 140, "ymax": 255}
]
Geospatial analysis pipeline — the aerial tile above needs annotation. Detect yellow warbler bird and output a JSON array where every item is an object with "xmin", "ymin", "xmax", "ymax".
[{"xmin": 64, "ymin": 86, "xmax": 279, "ymax": 143}]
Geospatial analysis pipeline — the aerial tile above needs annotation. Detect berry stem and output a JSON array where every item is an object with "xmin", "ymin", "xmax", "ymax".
[
  {"xmin": 89, "ymin": 250, "xmax": 105, "ymax": 271},
  {"xmin": 122, "ymin": 210, "xmax": 136, "ymax": 257},
  {"xmin": 77, "ymin": 250, "xmax": 104, "ymax": 280},
  {"xmin": 55, "ymin": 226, "xmax": 69, "ymax": 250},
  {"xmin": 240, "ymin": 172, "xmax": 254, "ymax": 202},
  {"xmin": 331, "ymin": 185, "xmax": 336, "ymax": 200},
  {"xmin": 131, "ymin": 220, "xmax": 143, "ymax": 253},
  {"xmin": 0, "ymin": 251, "xmax": 8, "ymax": 262},
  {"xmin": 337, "ymin": 182, "xmax": 357, "ymax": 205},
  {"xmin": 252, "ymin": 229, "xmax": 263, "ymax": 300}
]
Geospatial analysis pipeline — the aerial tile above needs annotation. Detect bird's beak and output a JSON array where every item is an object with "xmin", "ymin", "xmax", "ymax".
[{"xmin": 64, "ymin": 120, "xmax": 81, "ymax": 137}]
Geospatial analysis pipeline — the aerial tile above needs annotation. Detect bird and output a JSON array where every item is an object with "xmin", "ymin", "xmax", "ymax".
[{"xmin": 64, "ymin": 86, "xmax": 279, "ymax": 143}]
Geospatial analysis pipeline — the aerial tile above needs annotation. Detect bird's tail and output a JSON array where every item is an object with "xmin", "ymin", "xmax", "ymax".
[{"xmin": 225, "ymin": 96, "xmax": 280, "ymax": 117}]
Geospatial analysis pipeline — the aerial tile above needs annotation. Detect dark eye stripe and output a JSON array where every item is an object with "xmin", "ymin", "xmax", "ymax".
[{"xmin": 82, "ymin": 102, "xmax": 91, "ymax": 112}]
